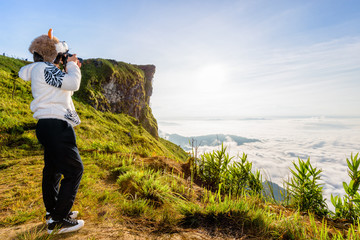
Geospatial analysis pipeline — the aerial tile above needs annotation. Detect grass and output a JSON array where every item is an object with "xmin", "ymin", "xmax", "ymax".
[
  {"xmin": 1, "ymin": 55, "xmax": 360, "ymax": 239},
  {"xmin": 15, "ymin": 224, "xmax": 55, "ymax": 240}
]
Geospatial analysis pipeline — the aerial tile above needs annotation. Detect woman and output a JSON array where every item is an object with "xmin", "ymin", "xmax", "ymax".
[{"xmin": 18, "ymin": 29, "xmax": 84, "ymax": 234}]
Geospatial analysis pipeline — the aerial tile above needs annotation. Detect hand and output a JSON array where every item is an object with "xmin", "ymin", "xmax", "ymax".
[{"xmin": 67, "ymin": 54, "xmax": 82, "ymax": 68}]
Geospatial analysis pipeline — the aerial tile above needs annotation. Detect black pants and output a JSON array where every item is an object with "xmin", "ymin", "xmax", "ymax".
[{"xmin": 36, "ymin": 119, "xmax": 83, "ymax": 221}]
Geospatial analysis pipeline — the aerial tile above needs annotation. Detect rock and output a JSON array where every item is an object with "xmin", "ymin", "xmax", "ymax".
[
  {"xmin": 76, "ymin": 59, "xmax": 158, "ymax": 138},
  {"xmin": 134, "ymin": 64, "xmax": 155, "ymax": 104}
]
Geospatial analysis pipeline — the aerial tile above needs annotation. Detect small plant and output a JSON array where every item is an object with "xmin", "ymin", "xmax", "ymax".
[
  {"xmin": 195, "ymin": 144, "xmax": 233, "ymax": 191},
  {"xmin": 287, "ymin": 158, "xmax": 327, "ymax": 216},
  {"xmin": 331, "ymin": 153, "xmax": 360, "ymax": 221},
  {"xmin": 226, "ymin": 153, "xmax": 263, "ymax": 195},
  {"xmin": 195, "ymin": 144, "xmax": 262, "ymax": 196},
  {"xmin": 195, "ymin": 142, "xmax": 232, "ymax": 191}
]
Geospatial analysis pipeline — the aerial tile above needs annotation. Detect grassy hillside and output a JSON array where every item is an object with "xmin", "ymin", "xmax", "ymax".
[
  {"xmin": 0, "ymin": 55, "xmax": 185, "ymax": 160},
  {"xmin": 1, "ymin": 55, "xmax": 359, "ymax": 239}
]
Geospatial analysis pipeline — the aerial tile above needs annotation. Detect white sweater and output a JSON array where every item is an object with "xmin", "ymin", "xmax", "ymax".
[{"xmin": 19, "ymin": 61, "xmax": 81, "ymax": 126}]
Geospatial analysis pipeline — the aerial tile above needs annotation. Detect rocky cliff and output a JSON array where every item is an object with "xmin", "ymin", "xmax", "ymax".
[{"xmin": 75, "ymin": 59, "xmax": 158, "ymax": 138}]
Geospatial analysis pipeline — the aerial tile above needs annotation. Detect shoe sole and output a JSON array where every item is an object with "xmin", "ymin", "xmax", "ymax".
[{"xmin": 47, "ymin": 220, "xmax": 84, "ymax": 234}]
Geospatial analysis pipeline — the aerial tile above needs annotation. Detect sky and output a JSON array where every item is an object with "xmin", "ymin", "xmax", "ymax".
[{"xmin": 1, "ymin": 0, "xmax": 360, "ymax": 119}]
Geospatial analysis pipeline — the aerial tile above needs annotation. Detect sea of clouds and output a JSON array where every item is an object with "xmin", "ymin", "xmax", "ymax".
[{"xmin": 159, "ymin": 117, "xmax": 360, "ymax": 209}]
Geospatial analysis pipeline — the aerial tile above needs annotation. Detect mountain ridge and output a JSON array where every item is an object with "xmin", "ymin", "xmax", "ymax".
[{"xmin": 161, "ymin": 132, "xmax": 260, "ymax": 151}]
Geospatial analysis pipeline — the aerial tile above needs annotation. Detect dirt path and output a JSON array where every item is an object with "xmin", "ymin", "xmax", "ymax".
[{"xmin": 0, "ymin": 221, "xmax": 236, "ymax": 240}]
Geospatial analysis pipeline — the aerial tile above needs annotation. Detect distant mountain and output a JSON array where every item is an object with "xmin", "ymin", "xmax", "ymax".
[
  {"xmin": 161, "ymin": 133, "xmax": 260, "ymax": 151},
  {"xmin": 262, "ymin": 181, "xmax": 289, "ymax": 202}
]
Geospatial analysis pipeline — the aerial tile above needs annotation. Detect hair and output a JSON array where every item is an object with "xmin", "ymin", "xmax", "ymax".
[
  {"xmin": 53, "ymin": 53, "xmax": 63, "ymax": 64},
  {"xmin": 33, "ymin": 52, "xmax": 44, "ymax": 62}
]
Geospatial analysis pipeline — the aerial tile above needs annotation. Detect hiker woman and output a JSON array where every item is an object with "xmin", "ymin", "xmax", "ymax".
[{"xmin": 18, "ymin": 29, "xmax": 84, "ymax": 234}]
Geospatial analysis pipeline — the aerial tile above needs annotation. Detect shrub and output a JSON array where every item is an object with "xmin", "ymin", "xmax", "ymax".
[
  {"xmin": 287, "ymin": 158, "xmax": 327, "ymax": 216},
  {"xmin": 195, "ymin": 144, "xmax": 233, "ymax": 191},
  {"xmin": 194, "ymin": 144, "xmax": 262, "ymax": 196},
  {"xmin": 226, "ymin": 153, "xmax": 263, "ymax": 195},
  {"xmin": 331, "ymin": 153, "xmax": 360, "ymax": 221}
]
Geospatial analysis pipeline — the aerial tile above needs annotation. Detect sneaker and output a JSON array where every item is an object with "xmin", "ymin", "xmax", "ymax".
[
  {"xmin": 46, "ymin": 211, "xmax": 79, "ymax": 224},
  {"xmin": 47, "ymin": 217, "xmax": 85, "ymax": 234}
]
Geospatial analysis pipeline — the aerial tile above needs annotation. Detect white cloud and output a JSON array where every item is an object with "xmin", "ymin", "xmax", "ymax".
[{"xmin": 159, "ymin": 117, "xmax": 360, "ymax": 208}]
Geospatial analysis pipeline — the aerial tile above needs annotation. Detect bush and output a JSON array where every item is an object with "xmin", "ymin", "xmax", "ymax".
[
  {"xmin": 331, "ymin": 153, "xmax": 360, "ymax": 221},
  {"xmin": 287, "ymin": 158, "xmax": 327, "ymax": 216},
  {"xmin": 194, "ymin": 144, "xmax": 262, "ymax": 196},
  {"xmin": 195, "ymin": 144, "xmax": 233, "ymax": 191},
  {"xmin": 226, "ymin": 153, "xmax": 263, "ymax": 195}
]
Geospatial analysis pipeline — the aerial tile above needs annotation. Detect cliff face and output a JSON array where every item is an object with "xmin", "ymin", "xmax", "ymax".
[
  {"xmin": 135, "ymin": 64, "xmax": 155, "ymax": 105},
  {"xmin": 75, "ymin": 59, "xmax": 158, "ymax": 138}
]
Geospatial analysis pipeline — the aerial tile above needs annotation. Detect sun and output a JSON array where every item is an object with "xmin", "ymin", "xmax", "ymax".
[{"xmin": 194, "ymin": 64, "xmax": 229, "ymax": 93}]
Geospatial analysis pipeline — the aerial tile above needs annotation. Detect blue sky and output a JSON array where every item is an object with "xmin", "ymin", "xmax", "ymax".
[{"xmin": 1, "ymin": 0, "xmax": 360, "ymax": 119}]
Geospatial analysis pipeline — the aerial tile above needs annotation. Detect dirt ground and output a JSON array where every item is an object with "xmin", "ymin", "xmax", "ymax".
[
  {"xmin": 0, "ymin": 156, "xmax": 244, "ymax": 239},
  {"xmin": 0, "ymin": 221, "xmax": 244, "ymax": 240}
]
